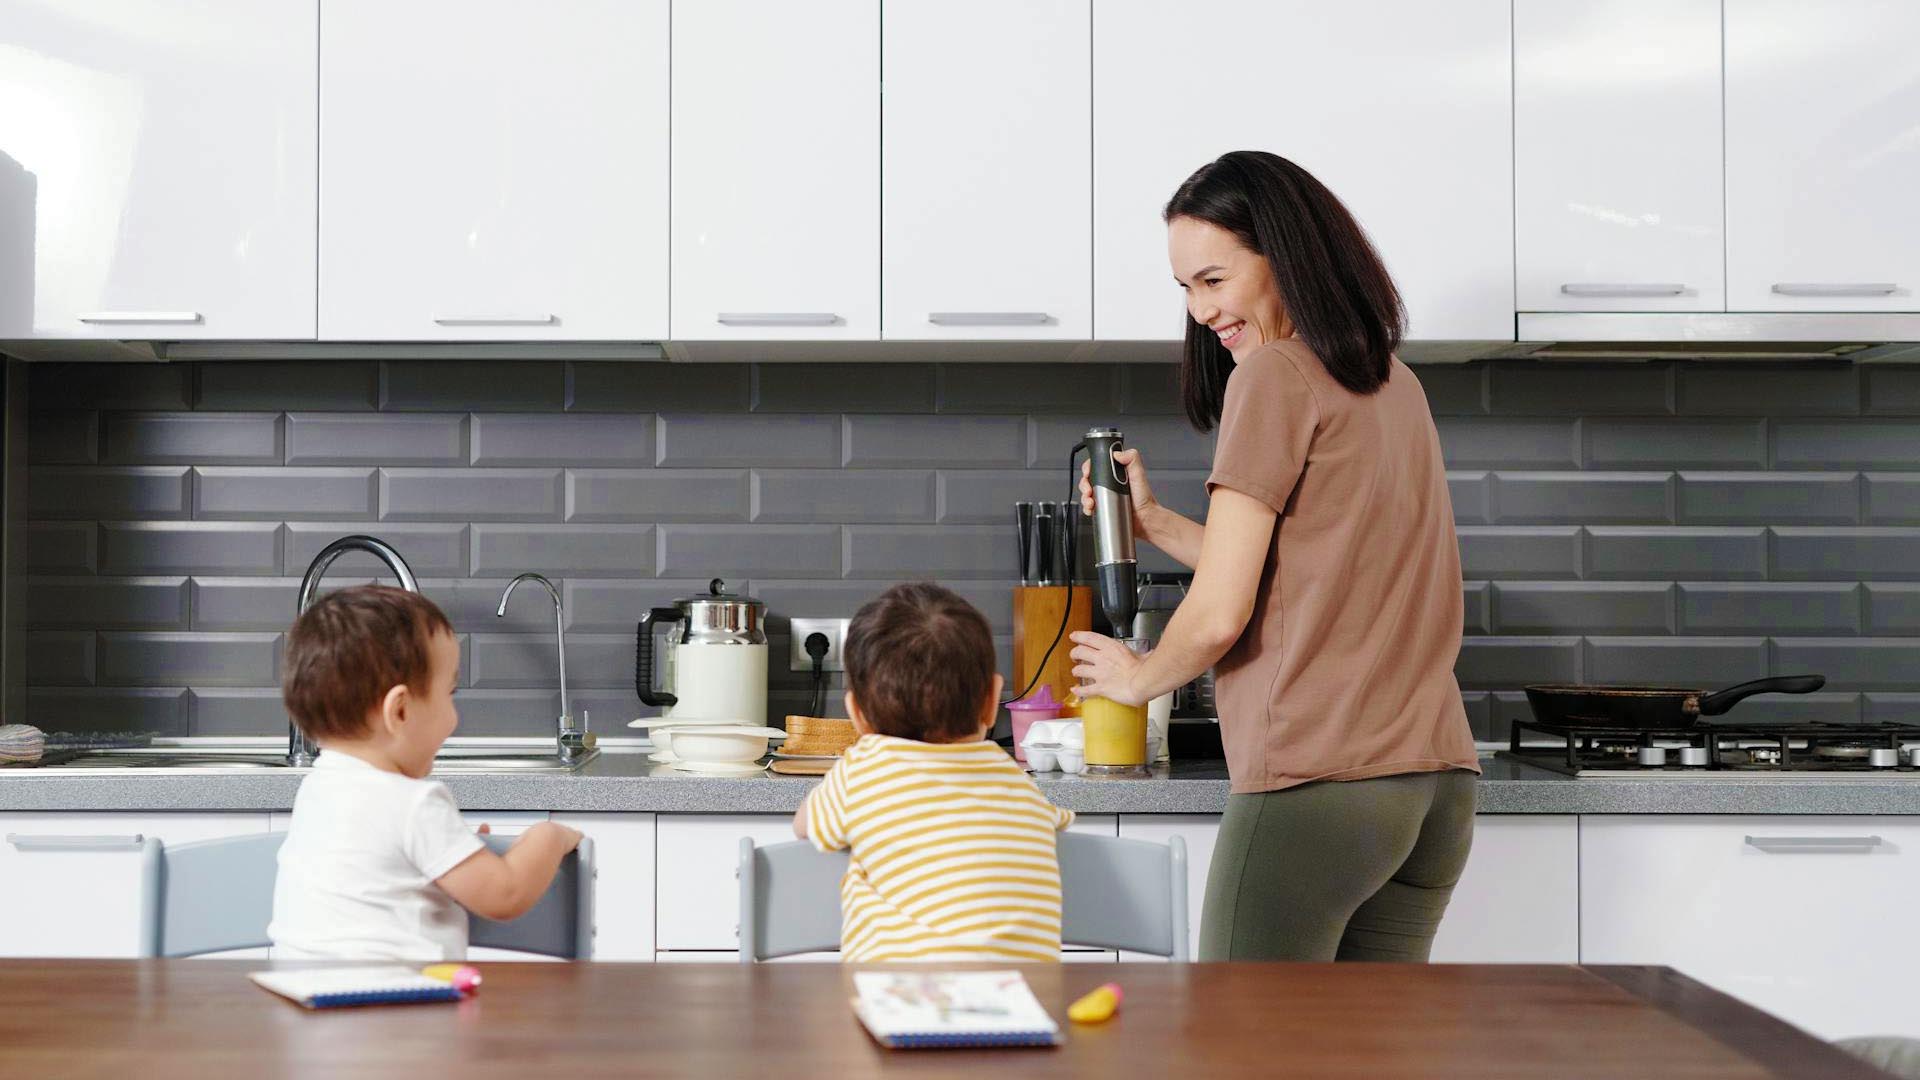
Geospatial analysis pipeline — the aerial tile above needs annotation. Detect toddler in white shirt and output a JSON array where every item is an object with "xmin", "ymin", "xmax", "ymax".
[{"xmin": 269, "ymin": 585, "xmax": 581, "ymax": 960}]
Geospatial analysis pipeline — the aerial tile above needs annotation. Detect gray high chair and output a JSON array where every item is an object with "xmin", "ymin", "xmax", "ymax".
[
  {"xmin": 737, "ymin": 830, "xmax": 1188, "ymax": 962},
  {"xmin": 136, "ymin": 831, "xmax": 595, "ymax": 958}
]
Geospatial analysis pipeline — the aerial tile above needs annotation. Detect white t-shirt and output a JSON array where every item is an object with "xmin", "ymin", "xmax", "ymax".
[{"xmin": 268, "ymin": 749, "xmax": 486, "ymax": 961}]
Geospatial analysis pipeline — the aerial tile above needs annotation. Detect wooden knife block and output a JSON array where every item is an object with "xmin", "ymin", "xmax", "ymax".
[{"xmin": 1013, "ymin": 585, "xmax": 1091, "ymax": 706}]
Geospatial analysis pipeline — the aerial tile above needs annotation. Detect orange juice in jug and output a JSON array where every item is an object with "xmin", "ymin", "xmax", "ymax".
[{"xmin": 1077, "ymin": 637, "xmax": 1150, "ymax": 772}]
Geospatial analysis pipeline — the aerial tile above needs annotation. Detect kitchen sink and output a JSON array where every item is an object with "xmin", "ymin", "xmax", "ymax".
[{"xmin": 10, "ymin": 744, "xmax": 598, "ymax": 774}]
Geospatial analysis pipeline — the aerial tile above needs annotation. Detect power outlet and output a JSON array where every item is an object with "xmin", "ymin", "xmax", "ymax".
[{"xmin": 789, "ymin": 618, "xmax": 851, "ymax": 672}]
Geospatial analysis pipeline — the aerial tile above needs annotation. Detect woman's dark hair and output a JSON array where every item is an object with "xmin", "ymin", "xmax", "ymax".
[{"xmin": 1165, "ymin": 150, "xmax": 1405, "ymax": 428}]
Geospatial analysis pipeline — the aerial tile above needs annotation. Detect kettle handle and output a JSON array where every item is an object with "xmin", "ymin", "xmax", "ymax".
[{"xmin": 635, "ymin": 607, "xmax": 683, "ymax": 708}]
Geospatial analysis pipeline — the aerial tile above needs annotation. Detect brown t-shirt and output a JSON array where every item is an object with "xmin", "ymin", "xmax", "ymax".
[{"xmin": 1206, "ymin": 340, "xmax": 1479, "ymax": 794}]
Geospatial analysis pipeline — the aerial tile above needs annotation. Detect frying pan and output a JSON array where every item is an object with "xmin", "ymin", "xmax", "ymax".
[{"xmin": 1522, "ymin": 675, "xmax": 1825, "ymax": 729}]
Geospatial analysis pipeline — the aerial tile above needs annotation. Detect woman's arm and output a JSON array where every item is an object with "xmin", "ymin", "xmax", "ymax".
[
  {"xmin": 1140, "ymin": 501, "xmax": 1205, "ymax": 569},
  {"xmin": 1070, "ymin": 485, "xmax": 1276, "ymax": 703}
]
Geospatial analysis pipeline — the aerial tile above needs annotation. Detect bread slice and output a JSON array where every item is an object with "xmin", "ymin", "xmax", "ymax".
[{"xmin": 781, "ymin": 715, "xmax": 856, "ymax": 756}]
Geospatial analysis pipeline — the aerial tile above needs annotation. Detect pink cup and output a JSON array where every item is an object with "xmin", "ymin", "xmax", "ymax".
[{"xmin": 1006, "ymin": 685, "xmax": 1064, "ymax": 762}]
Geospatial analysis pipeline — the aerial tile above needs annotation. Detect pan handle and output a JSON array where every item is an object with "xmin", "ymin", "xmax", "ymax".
[{"xmin": 1696, "ymin": 675, "xmax": 1826, "ymax": 716}]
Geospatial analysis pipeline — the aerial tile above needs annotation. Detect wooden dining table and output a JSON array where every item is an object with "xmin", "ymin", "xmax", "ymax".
[{"xmin": 0, "ymin": 959, "xmax": 1886, "ymax": 1078}]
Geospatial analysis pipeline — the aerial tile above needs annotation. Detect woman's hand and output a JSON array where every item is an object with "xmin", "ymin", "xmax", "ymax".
[
  {"xmin": 1068, "ymin": 631, "xmax": 1147, "ymax": 706},
  {"xmin": 1078, "ymin": 447, "xmax": 1160, "ymax": 542}
]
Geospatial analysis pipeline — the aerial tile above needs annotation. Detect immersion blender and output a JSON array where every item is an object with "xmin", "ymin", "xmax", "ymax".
[{"xmin": 1071, "ymin": 427, "xmax": 1139, "ymax": 637}]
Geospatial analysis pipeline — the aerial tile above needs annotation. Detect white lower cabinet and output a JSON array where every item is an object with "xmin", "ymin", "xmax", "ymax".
[
  {"xmin": 0, "ymin": 812, "xmax": 271, "ymax": 957},
  {"xmin": 552, "ymin": 813, "xmax": 655, "ymax": 962},
  {"xmin": 1430, "ymin": 815, "xmax": 1579, "ymax": 963},
  {"xmin": 1580, "ymin": 815, "xmax": 1920, "ymax": 1040}
]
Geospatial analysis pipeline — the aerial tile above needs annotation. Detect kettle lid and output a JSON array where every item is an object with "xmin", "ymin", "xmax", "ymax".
[{"xmin": 678, "ymin": 578, "xmax": 761, "ymax": 607}]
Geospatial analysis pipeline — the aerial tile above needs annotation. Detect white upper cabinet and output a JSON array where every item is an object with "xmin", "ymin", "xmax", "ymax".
[
  {"xmin": 0, "ymin": 0, "xmax": 316, "ymax": 339},
  {"xmin": 672, "ymin": 0, "xmax": 879, "ymax": 341},
  {"xmin": 1514, "ymin": 0, "xmax": 1724, "ymax": 313},
  {"xmin": 1093, "ymin": 0, "xmax": 1513, "ymax": 342},
  {"xmin": 1725, "ymin": 1, "xmax": 1920, "ymax": 312},
  {"xmin": 319, "ymin": 0, "xmax": 668, "ymax": 341},
  {"xmin": 882, "ymin": 1, "xmax": 1090, "ymax": 340}
]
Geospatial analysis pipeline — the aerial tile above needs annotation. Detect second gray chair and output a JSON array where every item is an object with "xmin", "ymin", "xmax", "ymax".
[
  {"xmin": 137, "ymin": 830, "xmax": 595, "ymax": 958},
  {"xmin": 737, "ymin": 830, "xmax": 1189, "ymax": 962}
]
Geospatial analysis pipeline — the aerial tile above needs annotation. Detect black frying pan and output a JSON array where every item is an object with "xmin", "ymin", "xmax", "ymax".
[{"xmin": 1523, "ymin": 675, "xmax": 1826, "ymax": 729}]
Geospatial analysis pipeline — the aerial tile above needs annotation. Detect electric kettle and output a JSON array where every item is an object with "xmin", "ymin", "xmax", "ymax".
[{"xmin": 636, "ymin": 579, "xmax": 769, "ymax": 723}]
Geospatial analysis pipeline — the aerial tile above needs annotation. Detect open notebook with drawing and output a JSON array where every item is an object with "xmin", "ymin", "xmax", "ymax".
[{"xmin": 850, "ymin": 970, "xmax": 1062, "ymax": 1049}]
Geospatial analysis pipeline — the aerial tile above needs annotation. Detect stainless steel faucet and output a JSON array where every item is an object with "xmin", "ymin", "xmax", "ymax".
[
  {"xmin": 496, "ymin": 572, "xmax": 591, "ymax": 762},
  {"xmin": 289, "ymin": 535, "xmax": 420, "ymax": 767}
]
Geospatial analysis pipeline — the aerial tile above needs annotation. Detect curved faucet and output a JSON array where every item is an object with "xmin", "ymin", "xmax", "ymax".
[
  {"xmin": 496, "ymin": 572, "xmax": 589, "ymax": 762},
  {"xmin": 289, "ymin": 535, "xmax": 421, "ymax": 766}
]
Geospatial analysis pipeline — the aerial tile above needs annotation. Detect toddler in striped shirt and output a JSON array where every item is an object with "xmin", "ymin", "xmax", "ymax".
[{"xmin": 795, "ymin": 582, "xmax": 1075, "ymax": 962}]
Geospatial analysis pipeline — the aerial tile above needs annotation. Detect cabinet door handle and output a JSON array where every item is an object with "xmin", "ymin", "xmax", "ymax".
[
  {"xmin": 432, "ymin": 314, "xmax": 557, "ymax": 326},
  {"xmin": 77, "ymin": 312, "xmax": 203, "ymax": 325},
  {"xmin": 1744, "ymin": 834, "xmax": 1883, "ymax": 853},
  {"xmin": 927, "ymin": 312, "xmax": 1053, "ymax": 326},
  {"xmin": 1770, "ymin": 283, "xmax": 1899, "ymax": 297},
  {"xmin": 715, "ymin": 313, "xmax": 840, "ymax": 327},
  {"xmin": 6, "ymin": 833, "xmax": 147, "ymax": 851},
  {"xmin": 1559, "ymin": 284, "xmax": 1686, "ymax": 298}
]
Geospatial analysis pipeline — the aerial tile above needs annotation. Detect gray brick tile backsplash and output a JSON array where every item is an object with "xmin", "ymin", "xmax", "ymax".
[
  {"xmin": 1865, "ymin": 693, "xmax": 1920, "ymax": 724},
  {"xmin": 1586, "ymin": 527, "xmax": 1767, "ymax": 580},
  {"xmin": 416, "ymin": 578, "xmax": 559, "ymax": 635},
  {"xmin": 1492, "ymin": 582, "xmax": 1673, "ymax": 635},
  {"xmin": 1718, "ymin": 692, "xmax": 1862, "ymax": 725},
  {"xmin": 1677, "ymin": 472, "xmax": 1860, "ymax": 525},
  {"xmin": 1677, "ymin": 363, "xmax": 1860, "ymax": 416},
  {"xmin": 1456, "ymin": 527, "xmax": 1582, "ymax": 580},
  {"xmin": 99, "ymin": 632, "xmax": 282, "ymax": 687},
  {"xmin": 28, "ymin": 411, "xmax": 98, "ymax": 464},
  {"xmin": 567, "ymin": 362, "xmax": 751, "ymax": 412},
  {"xmin": 473, "ymin": 413, "xmax": 651, "ymax": 467},
  {"xmin": 564, "ymin": 579, "xmax": 724, "ymax": 633},
  {"xmin": 1461, "ymin": 691, "xmax": 1492, "ymax": 740},
  {"xmin": 381, "ymin": 468, "xmax": 562, "ymax": 521},
  {"xmin": 29, "ymin": 363, "xmax": 188, "ymax": 410},
  {"xmin": 194, "ymin": 467, "xmax": 376, "ymax": 520},
  {"xmin": 382, "ymin": 360, "xmax": 565, "ymax": 411},
  {"xmin": 568, "ymin": 469, "xmax": 749, "ymax": 523},
  {"xmin": 1435, "ymin": 418, "xmax": 1579, "ymax": 468},
  {"xmin": 18, "ymin": 523, "xmax": 97, "ymax": 573},
  {"xmin": 1585, "ymin": 419, "xmax": 1766, "ymax": 468},
  {"xmin": 1448, "ymin": 472, "xmax": 1490, "ymax": 525},
  {"xmin": 1411, "ymin": 364, "xmax": 1488, "ymax": 416},
  {"xmin": 940, "ymin": 364, "xmax": 1118, "ymax": 413},
  {"xmin": 1492, "ymin": 472, "xmax": 1671, "ymax": 524},
  {"xmin": 1866, "ymin": 584, "xmax": 1920, "ymax": 634},
  {"xmin": 1865, "ymin": 474, "xmax": 1920, "ymax": 524},
  {"xmin": 1028, "ymin": 415, "xmax": 1215, "ymax": 469},
  {"xmin": 28, "ymin": 688, "xmax": 189, "ymax": 734},
  {"xmin": 100, "ymin": 522, "xmax": 281, "ymax": 576},
  {"xmin": 754, "ymin": 579, "xmax": 1013, "ymax": 635},
  {"xmin": 471, "ymin": 524, "xmax": 655, "ymax": 578},
  {"xmin": 846, "ymin": 525, "xmax": 1004, "ymax": 579},
  {"xmin": 846, "ymin": 415, "xmax": 1025, "ymax": 468},
  {"xmin": 437, "ymin": 689, "xmax": 566, "ymax": 737},
  {"xmin": 1772, "ymin": 527, "xmax": 1920, "ymax": 580},
  {"xmin": 1865, "ymin": 367, "xmax": 1920, "ymax": 415},
  {"xmin": 27, "ymin": 632, "xmax": 96, "ymax": 686},
  {"xmin": 1582, "ymin": 636, "xmax": 1768, "ymax": 686},
  {"xmin": 754, "ymin": 469, "xmax": 934, "ymax": 523},
  {"xmin": 1462, "ymin": 582, "xmax": 1491, "ymax": 634},
  {"xmin": 106, "ymin": 412, "xmax": 282, "ymax": 464},
  {"xmin": 1679, "ymin": 583, "xmax": 1861, "ymax": 635},
  {"xmin": 658, "ymin": 525, "xmax": 841, "ymax": 579},
  {"xmin": 1119, "ymin": 365, "xmax": 1185, "ymax": 415},
  {"xmin": 1455, "ymin": 636, "xmax": 1580, "ymax": 688},
  {"xmin": 1773, "ymin": 420, "xmax": 1920, "ymax": 468},
  {"xmin": 30, "ymin": 466, "xmax": 189, "ymax": 520},
  {"xmin": 188, "ymin": 688, "xmax": 288, "ymax": 736},
  {"xmin": 1773, "ymin": 638, "xmax": 1920, "ymax": 689},
  {"xmin": 190, "ymin": 578, "xmax": 302, "ymax": 631},
  {"xmin": 285, "ymin": 523, "xmax": 470, "ymax": 577},
  {"xmin": 287, "ymin": 413, "xmax": 466, "ymax": 465},
  {"xmin": 197, "ymin": 361, "xmax": 379, "ymax": 411},
  {"xmin": 26, "ymin": 577, "xmax": 190, "ymax": 630},
  {"xmin": 1489, "ymin": 362, "xmax": 1671, "ymax": 415},
  {"xmin": 659, "ymin": 414, "xmax": 838, "ymax": 468},
  {"xmin": 468, "ymin": 633, "xmax": 635, "ymax": 689},
  {"xmin": 755, "ymin": 364, "xmax": 935, "ymax": 413},
  {"xmin": 938, "ymin": 470, "xmax": 1067, "ymax": 524}
]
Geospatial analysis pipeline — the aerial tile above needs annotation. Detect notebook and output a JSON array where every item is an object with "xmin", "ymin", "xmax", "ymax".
[
  {"xmin": 850, "ymin": 970, "xmax": 1062, "ymax": 1049},
  {"xmin": 249, "ymin": 966, "xmax": 463, "ymax": 1009}
]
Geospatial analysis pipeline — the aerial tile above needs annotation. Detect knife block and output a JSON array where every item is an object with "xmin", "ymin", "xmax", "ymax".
[{"xmin": 1012, "ymin": 585, "xmax": 1091, "ymax": 707}]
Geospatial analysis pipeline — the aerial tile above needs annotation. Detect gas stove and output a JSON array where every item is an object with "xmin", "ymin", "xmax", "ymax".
[{"xmin": 1499, "ymin": 718, "xmax": 1920, "ymax": 778}]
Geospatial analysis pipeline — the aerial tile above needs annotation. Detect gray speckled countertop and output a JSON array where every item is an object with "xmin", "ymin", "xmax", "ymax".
[{"xmin": 8, "ymin": 750, "xmax": 1920, "ymax": 814}]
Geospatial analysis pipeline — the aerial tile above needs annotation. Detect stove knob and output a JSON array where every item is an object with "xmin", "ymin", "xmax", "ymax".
[
  {"xmin": 1637, "ymin": 746, "xmax": 1668, "ymax": 767},
  {"xmin": 1678, "ymin": 746, "xmax": 1710, "ymax": 767},
  {"xmin": 1909, "ymin": 747, "xmax": 1920, "ymax": 769},
  {"xmin": 1871, "ymin": 747, "xmax": 1901, "ymax": 768}
]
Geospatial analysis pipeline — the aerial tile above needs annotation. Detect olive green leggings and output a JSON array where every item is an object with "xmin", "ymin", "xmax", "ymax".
[{"xmin": 1198, "ymin": 770, "xmax": 1478, "ymax": 962}]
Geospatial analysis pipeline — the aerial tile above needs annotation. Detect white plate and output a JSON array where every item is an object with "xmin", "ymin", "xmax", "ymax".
[
  {"xmin": 667, "ymin": 759, "xmax": 768, "ymax": 776},
  {"xmin": 628, "ymin": 717, "xmax": 764, "ymax": 729}
]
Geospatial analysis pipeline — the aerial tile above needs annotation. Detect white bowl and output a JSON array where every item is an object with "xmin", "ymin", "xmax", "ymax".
[
  {"xmin": 657, "ymin": 725, "xmax": 785, "ymax": 765},
  {"xmin": 628, "ymin": 717, "xmax": 752, "ymax": 756}
]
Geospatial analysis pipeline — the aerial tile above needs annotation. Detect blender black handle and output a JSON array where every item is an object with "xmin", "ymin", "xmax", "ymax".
[{"xmin": 635, "ymin": 607, "xmax": 682, "ymax": 708}]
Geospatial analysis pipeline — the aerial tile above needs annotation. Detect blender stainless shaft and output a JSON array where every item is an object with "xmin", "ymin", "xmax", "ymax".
[{"xmin": 1075, "ymin": 427, "xmax": 1138, "ymax": 636}]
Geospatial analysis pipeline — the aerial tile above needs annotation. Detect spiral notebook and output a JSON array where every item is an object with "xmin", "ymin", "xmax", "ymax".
[
  {"xmin": 850, "ymin": 971, "xmax": 1062, "ymax": 1049},
  {"xmin": 249, "ymin": 966, "xmax": 462, "ymax": 1009}
]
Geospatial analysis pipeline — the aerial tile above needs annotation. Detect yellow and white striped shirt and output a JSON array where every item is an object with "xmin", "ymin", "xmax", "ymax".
[{"xmin": 805, "ymin": 733, "xmax": 1075, "ymax": 963}]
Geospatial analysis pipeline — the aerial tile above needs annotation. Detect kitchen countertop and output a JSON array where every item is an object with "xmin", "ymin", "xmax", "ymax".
[{"xmin": 10, "ymin": 748, "xmax": 1920, "ymax": 814}]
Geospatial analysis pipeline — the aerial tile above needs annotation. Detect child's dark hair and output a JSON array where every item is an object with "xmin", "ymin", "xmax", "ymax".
[
  {"xmin": 282, "ymin": 585, "xmax": 455, "ymax": 742},
  {"xmin": 844, "ymin": 583, "xmax": 996, "ymax": 742}
]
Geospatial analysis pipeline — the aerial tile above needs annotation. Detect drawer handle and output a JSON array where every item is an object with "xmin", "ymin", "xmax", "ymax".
[
  {"xmin": 1744, "ymin": 834, "xmax": 1883, "ymax": 853},
  {"xmin": 77, "ymin": 312, "xmax": 203, "ymax": 325},
  {"xmin": 6, "ymin": 833, "xmax": 147, "ymax": 851},
  {"xmin": 927, "ymin": 312, "xmax": 1053, "ymax": 326},
  {"xmin": 1769, "ymin": 283, "xmax": 1899, "ymax": 297},
  {"xmin": 1559, "ymin": 284, "xmax": 1686, "ymax": 298},
  {"xmin": 716, "ymin": 313, "xmax": 841, "ymax": 327},
  {"xmin": 432, "ymin": 314, "xmax": 557, "ymax": 326}
]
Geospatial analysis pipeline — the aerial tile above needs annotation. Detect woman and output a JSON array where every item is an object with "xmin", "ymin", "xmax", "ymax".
[{"xmin": 1071, "ymin": 150, "xmax": 1479, "ymax": 962}]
